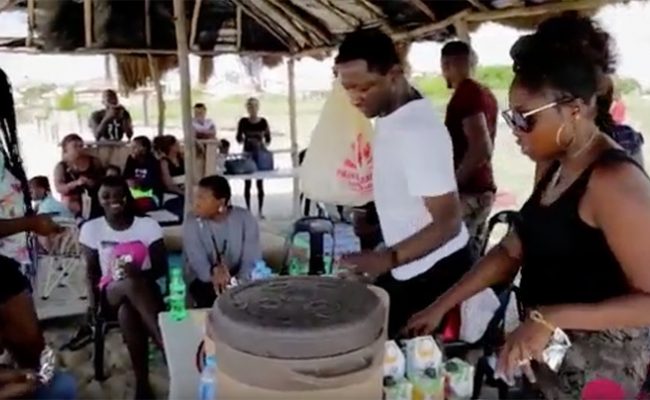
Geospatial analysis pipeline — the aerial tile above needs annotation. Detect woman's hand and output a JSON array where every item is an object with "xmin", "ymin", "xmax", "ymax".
[
  {"xmin": 212, "ymin": 264, "xmax": 231, "ymax": 295},
  {"xmin": 404, "ymin": 302, "xmax": 448, "ymax": 337},
  {"xmin": 0, "ymin": 369, "xmax": 38, "ymax": 399},
  {"xmin": 496, "ymin": 319, "xmax": 553, "ymax": 383},
  {"xmin": 29, "ymin": 215, "xmax": 63, "ymax": 236},
  {"xmin": 121, "ymin": 262, "xmax": 140, "ymax": 279}
]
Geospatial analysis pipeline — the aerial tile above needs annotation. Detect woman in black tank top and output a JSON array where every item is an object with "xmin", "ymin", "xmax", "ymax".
[{"xmin": 406, "ymin": 15, "xmax": 650, "ymax": 399}]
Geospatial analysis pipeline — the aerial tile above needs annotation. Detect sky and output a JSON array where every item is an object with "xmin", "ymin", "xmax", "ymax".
[{"xmin": 0, "ymin": 1, "xmax": 648, "ymax": 89}]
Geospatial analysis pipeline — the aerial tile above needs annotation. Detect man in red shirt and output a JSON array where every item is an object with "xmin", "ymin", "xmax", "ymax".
[{"xmin": 441, "ymin": 41, "xmax": 498, "ymax": 256}]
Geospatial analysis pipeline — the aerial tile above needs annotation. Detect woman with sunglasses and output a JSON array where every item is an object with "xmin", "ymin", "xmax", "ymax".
[
  {"xmin": 183, "ymin": 175, "xmax": 262, "ymax": 307},
  {"xmin": 406, "ymin": 15, "xmax": 650, "ymax": 399},
  {"xmin": 529, "ymin": 13, "xmax": 644, "ymax": 184}
]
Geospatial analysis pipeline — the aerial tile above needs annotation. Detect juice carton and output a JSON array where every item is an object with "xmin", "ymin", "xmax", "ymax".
[
  {"xmin": 383, "ymin": 377, "xmax": 413, "ymax": 400},
  {"xmin": 401, "ymin": 336, "xmax": 443, "ymax": 379},
  {"xmin": 443, "ymin": 358, "xmax": 475, "ymax": 400},
  {"xmin": 384, "ymin": 340, "xmax": 406, "ymax": 380},
  {"xmin": 410, "ymin": 368, "xmax": 445, "ymax": 400}
]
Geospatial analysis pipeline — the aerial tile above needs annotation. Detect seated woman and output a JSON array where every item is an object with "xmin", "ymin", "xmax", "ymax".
[
  {"xmin": 407, "ymin": 15, "xmax": 650, "ymax": 399},
  {"xmin": 183, "ymin": 175, "xmax": 262, "ymax": 308},
  {"xmin": 157, "ymin": 135, "xmax": 185, "ymax": 219},
  {"xmin": 79, "ymin": 176, "xmax": 167, "ymax": 399},
  {"xmin": 123, "ymin": 136, "xmax": 163, "ymax": 213},
  {"xmin": 53, "ymin": 134, "xmax": 104, "ymax": 219}
]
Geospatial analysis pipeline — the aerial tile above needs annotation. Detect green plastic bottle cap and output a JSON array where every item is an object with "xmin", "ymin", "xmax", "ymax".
[
  {"xmin": 445, "ymin": 362, "xmax": 459, "ymax": 373},
  {"xmin": 424, "ymin": 367, "xmax": 438, "ymax": 378}
]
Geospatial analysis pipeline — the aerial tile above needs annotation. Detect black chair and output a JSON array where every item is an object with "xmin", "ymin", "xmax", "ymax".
[
  {"xmin": 284, "ymin": 217, "xmax": 336, "ymax": 275},
  {"xmin": 62, "ymin": 275, "xmax": 169, "ymax": 381},
  {"xmin": 434, "ymin": 210, "xmax": 522, "ymax": 398}
]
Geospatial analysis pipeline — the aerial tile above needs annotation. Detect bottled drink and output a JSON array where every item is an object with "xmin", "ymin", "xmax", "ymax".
[
  {"xmin": 198, "ymin": 355, "xmax": 217, "ymax": 400},
  {"xmin": 169, "ymin": 267, "xmax": 187, "ymax": 321},
  {"xmin": 251, "ymin": 260, "xmax": 272, "ymax": 281}
]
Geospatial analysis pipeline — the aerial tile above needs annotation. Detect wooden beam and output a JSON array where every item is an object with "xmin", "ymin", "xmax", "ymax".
[
  {"xmin": 408, "ymin": 0, "xmax": 437, "ymax": 22},
  {"xmin": 466, "ymin": 0, "xmax": 489, "ymax": 12},
  {"xmin": 265, "ymin": 0, "xmax": 330, "ymax": 44},
  {"xmin": 231, "ymin": 0, "xmax": 292, "ymax": 49},
  {"xmin": 26, "ymin": 0, "xmax": 34, "ymax": 47},
  {"xmin": 189, "ymin": 0, "xmax": 203, "ymax": 49},
  {"xmin": 466, "ymin": 0, "xmax": 610, "ymax": 22},
  {"xmin": 83, "ymin": 0, "xmax": 93, "ymax": 48},
  {"xmin": 172, "ymin": 0, "xmax": 196, "ymax": 213},
  {"xmin": 393, "ymin": 9, "xmax": 470, "ymax": 41},
  {"xmin": 311, "ymin": 0, "xmax": 358, "ymax": 28},
  {"xmin": 287, "ymin": 57, "xmax": 300, "ymax": 216}
]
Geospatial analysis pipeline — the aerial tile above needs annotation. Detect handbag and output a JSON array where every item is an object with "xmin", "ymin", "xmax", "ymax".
[
  {"xmin": 224, "ymin": 154, "xmax": 257, "ymax": 175},
  {"xmin": 255, "ymin": 148, "xmax": 275, "ymax": 172}
]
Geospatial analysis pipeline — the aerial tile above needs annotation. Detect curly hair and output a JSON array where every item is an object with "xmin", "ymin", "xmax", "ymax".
[{"xmin": 510, "ymin": 12, "xmax": 617, "ymax": 134}]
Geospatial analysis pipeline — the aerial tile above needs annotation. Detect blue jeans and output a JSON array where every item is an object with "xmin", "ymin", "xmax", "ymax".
[{"xmin": 33, "ymin": 372, "xmax": 76, "ymax": 400}]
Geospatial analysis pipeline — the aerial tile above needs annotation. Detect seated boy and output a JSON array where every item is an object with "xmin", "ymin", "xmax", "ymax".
[{"xmin": 29, "ymin": 176, "xmax": 73, "ymax": 218}]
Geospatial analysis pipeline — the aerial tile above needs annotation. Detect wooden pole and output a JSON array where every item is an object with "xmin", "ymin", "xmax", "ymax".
[
  {"xmin": 145, "ymin": 0, "xmax": 166, "ymax": 136},
  {"xmin": 454, "ymin": 19, "xmax": 471, "ymax": 44},
  {"xmin": 83, "ymin": 0, "xmax": 93, "ymax": 48},
  {"xmin": 287, "ymin": 57, "xmax": 300, "ymax": 217},
  {"xmin": 26, "ymin": 0, "xmax": 34, "ymax": 47},
  {"xmin": 173, "ymin": 0, "xmax": 196, "ymax": 213}
]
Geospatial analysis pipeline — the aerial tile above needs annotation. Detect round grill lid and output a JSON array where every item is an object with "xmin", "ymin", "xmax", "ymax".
[{"xmin": 211, "ymin": 276, "xmax": 385, "ymax": 359}]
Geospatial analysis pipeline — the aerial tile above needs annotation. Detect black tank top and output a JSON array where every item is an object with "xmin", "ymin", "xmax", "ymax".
[{"xmin": 517, "ymin": 149, "xmax": 642, "ymax": 307}]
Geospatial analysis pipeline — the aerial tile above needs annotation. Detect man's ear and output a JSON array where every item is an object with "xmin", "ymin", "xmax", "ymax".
[{"xmin": 388, "ymin": 64, "xmax": 402, "ymax": 82}]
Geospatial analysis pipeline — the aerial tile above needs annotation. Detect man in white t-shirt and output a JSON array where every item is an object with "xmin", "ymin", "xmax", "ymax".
[
  {"xmin": 192, "ymin": 103, "xmax": 217, "ymax": 140},
  {"xmin": 338, "ymin": 29, "xmax": 473, "ymax": 338}
]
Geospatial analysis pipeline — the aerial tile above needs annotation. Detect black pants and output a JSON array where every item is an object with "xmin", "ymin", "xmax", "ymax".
[
  {"xmin": 189, "ymin": 280, "xmax": 217, "ymax": 308},
  {"xmin": 375, "ymin": 245, "xmax": 474, "ymax": 339}
]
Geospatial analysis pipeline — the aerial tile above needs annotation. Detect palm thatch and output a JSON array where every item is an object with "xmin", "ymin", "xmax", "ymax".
[{"xmin": 0, "ymin": 0, "xmax": 630, "ymax": 91}]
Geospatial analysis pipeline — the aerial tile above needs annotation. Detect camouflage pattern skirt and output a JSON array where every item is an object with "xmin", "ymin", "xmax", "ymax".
[
  {"xmin": 460, "ymin": 192, "xmax": 495, "ymax": 256},
  {"xmin": 534, "ymin": 328, "xmax": 650, "ymax": 399}
]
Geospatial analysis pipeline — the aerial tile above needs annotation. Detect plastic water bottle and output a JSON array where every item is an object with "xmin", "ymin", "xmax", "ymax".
[
  {"xmin": 168, "ymin": 267, "xmax": 187, "ymax": 321},
  {"xmin": 198, "ymin": 355, "xmax": 217, "ymax": 400},
  {"xmin": 251, "ymin": 260, "xmax": 272, "ymax": 281}
]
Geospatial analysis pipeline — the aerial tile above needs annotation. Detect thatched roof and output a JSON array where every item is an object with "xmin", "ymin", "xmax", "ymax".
[{"xmin": 0, "ymin": 0, "xmax": 628, "ymax": 91}]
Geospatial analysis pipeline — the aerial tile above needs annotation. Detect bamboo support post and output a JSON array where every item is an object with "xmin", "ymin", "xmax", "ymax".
[
  {"xmin": 236, "ymin": 6, "xmax": 242, "ymax": 51},
  {"xmin": 145, "ymin": 0, "xmax": 166, "ymax": 136},
  {"xmin": 173, "ymin": 0, "xmax": 196, "ymax": 212},
  {"xmin": 454, "ymin": 18, "xmax": 471, "ymax": 43},
  {"xmin": 189, "ymin": 0, "xmax": 203, "ymax": 49},
  {"xmin": 287, "ymin": 57, "xmax": 300, "ymax": 216},
  {"xmin": 83, "ymin": 0, "xmax": 93, "ymax": 48},
  {"xmin": 26, "ymin": 0, "xmax": 34, "ymax": 47}
]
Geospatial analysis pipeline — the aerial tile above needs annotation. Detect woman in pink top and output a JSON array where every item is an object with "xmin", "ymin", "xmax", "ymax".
[{"xmin": 79, "ymin": 176, "xmax": 168, "ymax": 399}]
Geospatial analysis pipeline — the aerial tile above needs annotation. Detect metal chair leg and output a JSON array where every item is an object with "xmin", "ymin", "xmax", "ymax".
[{"xmin": 94, "ymin": 318, "xmax": 107, "ymax": 381}]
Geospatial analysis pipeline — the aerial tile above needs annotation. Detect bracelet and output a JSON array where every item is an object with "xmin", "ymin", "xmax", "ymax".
[{"xmin": 529, "ymin": 309, "xmax": 556, "ymax": 333}]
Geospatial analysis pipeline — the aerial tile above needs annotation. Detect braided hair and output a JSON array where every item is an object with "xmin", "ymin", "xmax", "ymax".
[{"xmin": 0, "ymin": 68, "xmax": 32, "ymax": 214}]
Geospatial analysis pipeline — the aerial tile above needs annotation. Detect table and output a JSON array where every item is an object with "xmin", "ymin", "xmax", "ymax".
[
  {"xmin": 158, "ymin": 309, "xmax": 210, "ymax": 400},
  {"xmin": 224, "ymin": 168, "xmax": 296, "ymax": 181}
]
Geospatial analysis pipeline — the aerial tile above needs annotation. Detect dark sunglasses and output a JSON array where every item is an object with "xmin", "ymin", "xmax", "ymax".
[{"xmin": 501, "ymin": 101, "xmax": 558, "ymax": 133}]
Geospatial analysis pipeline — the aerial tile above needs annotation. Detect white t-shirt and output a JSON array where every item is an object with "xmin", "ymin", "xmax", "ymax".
[
  {"xmin": 79, "ymin": 216, "xmax": 163, "ymax": 277},
  {"xmin": 192, "ymin": 118, "xmax": 216, "ymax": 135},
  {"xmin": 373, "ymin": 98, "xmax": 469, "ymax": 281}
]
